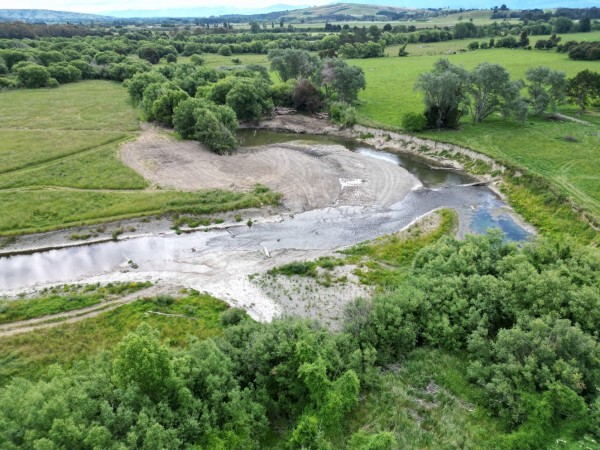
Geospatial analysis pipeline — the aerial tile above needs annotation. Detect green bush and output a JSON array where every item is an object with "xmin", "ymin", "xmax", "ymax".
[
  {"xmin": 329, "ymin": 101, "xmax": 357, "ymax": 128},
  {"xmin": 401, "ymin": 112, "xmax": 427, "ymax": 132},
  {"xmin": 16, "ymin": 64, "xmax": 50, "ymax": 88},
  {"xmin": 218, "ymin": 45, "xmax": 232, "ymax": 56},
  {"xmin": 173, "ymin": 97, "xmax": 238, "ymax": 154},
  {"xmin": 0, "ymin": 76, "xmax": 16, "ymax": 89}
]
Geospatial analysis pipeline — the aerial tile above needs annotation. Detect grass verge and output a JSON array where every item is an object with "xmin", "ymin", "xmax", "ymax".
[
  {"xmin": 0, "ymin": 290, "xmax": 228, "ymax": 384},
  {"xmin": 0, "ymin": 282, "xmax": 151, "ymax": 325}
]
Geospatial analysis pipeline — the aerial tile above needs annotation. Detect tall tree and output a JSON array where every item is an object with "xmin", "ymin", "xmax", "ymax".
[
  {"xmin": 466, "ymin": 63, "xmax": 527, "ymax": 123},
  {"xmin": 526, "ymin": 66, "xmax": 567, "ymax": 115},
  {"xmin": 415, "ymin": 58, "xmax": 468, "ymax": 129},
  {"xmin": 268, "ymin": 48, "xmax": 321, "ymax": 82},
  {"xmin": 566, "ymin": 70, "xmax": 600, "ymax": 112},
  {"xmin": 320, "ymin": 58, "xmax": 366, "ymax": 104}
]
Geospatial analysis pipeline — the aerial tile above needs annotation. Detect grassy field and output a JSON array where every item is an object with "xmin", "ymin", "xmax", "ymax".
[
  {"xmin": 0, "ymin": 81, "xmax": 280, "ymax": 235},
  {"xmin": 0, "ymin": 282, "xmax": 150, "ymax": 325},
  {"xmin": 0, "ymin": 290, "xmax": 228, "ymax": 383},
  {"xmin": 350, "ymin": 49, "xmax": 600, "ymax": 228}
]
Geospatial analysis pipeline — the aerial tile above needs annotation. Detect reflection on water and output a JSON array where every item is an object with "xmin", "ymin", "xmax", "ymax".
[
  {"xmin": 0, "ymin": 131, "xmax": 532, "ymax": 292},
  {"xmin": 237, "ymin": 129, "xmax": 473, "ymax": 189}
]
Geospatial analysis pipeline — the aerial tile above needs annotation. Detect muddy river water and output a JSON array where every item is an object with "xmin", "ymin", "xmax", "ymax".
[{"xmin": 0, "ymin": 132, "xmax": 532, "ymax": 301}]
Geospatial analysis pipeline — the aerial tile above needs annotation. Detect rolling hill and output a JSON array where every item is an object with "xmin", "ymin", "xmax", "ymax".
[
  {"xmin": 0, "ymin": 9, "xmax": 113, "ymax": 23},
  {"xmin": 281, "ymin": 3, "xmax": 425, "ymax": 20}
]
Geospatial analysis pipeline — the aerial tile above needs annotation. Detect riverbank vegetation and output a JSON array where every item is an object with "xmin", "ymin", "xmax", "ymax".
[{"xmin": 1, "ymin": 230, "xmax": 599, "ymax": 448}]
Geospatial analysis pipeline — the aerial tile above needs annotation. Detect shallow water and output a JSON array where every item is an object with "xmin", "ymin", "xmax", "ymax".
[
  {"xmin": 0, "ymin": 131, "xmax": 531, "ymax": 292},
  {"xmin": 237, "ymin": 129, "xmax": 474, "ymax": 189}
]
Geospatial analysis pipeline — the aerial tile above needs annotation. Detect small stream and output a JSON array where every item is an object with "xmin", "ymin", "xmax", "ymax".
[{"xmin": 0, "ymin": 131, "xmax": 531, "ymax": 293}]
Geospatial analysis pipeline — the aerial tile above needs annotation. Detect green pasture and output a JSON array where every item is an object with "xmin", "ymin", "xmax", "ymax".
[
  {"xmin": 0, "ymin": 81, "xmax": 279, "ymax": 235},
  {"xmin": 350, "ymin": 49, "xmax": 600, "ymax": 225}
]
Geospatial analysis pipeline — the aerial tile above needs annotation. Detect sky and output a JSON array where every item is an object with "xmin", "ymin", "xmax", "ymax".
[{"xmin": 0, "ymin": 0, "xmax": 329, "ymax": 14}]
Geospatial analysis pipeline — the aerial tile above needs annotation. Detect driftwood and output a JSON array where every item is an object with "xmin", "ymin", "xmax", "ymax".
[
  {"xmin": 272, "ymin": 107, "xmax": 297, "ymax": 116},
  {"xmin": 314, "ymin": 112, "xmax": 329, "ymax": 120}
]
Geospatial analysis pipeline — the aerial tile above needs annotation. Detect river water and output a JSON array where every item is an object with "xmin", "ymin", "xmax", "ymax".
[{"xmin": 0, "ymin": 132, "xmax": 531, "ymax": 294}]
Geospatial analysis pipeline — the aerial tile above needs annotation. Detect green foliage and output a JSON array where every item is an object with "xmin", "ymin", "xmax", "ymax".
[
  {"xmin": 270, "ymin": 79, "xmax": 296, "ymax": 107},
  {"xmin": 526, "ymin": 66, "xmax": 567, "ymax": 115},
  {"xmin": 401, "ymin": 111, "xmax": 427, "ymax": 132},
  {"xmin": 268, "ymin": 48, "xmax": 321, "ymax": 82},
  {"xmin": 138, "ymin": 44, "xmax": 161, "ymax": 64},
  {"xmin": 415, "ymin": 58, "xmax": 468, "ymax": 129},
  {"xmin": 48, "ymin": 62, "xmax": 81, "ymax": 84},
  {"xmin": 218, "ymin": 45, "xmax": 232, "ymax": 56},
  {"xmin": 321, "ymin": 57, "xmax": 366, "ymax": 104},
  {"xmin": 15, "ymin": 63, "xmax": 50, "ymax": 88},
  {"xmin": 329, "ymin": 101, "xmax": 357, "ymax": 128},
  {"xmin": 225, "ymin": 78, "xmax": 273, "ymax": 122},
  {"xmin": 124, "ymin": 71, "xmax": 168, "ymax": 104},
  {"xmin": 566, "ymin": 69, "xmax": 600, "ymax": 112},
  {"xmin": 466, "ymin": 62, "xmax": 526, "ymax": 123},
  {"xmin": 173, "ymin": 97, "xmax": 237, "ymax": 153}
]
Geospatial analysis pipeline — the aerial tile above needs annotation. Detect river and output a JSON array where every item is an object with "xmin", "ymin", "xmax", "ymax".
[{"xmin": 0, "ymin": 131, "xmax": 531, "ymax": 313}]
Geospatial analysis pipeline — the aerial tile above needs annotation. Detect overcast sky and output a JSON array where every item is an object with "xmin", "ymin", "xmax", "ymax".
[{"xmin": 0, "ymin": 0, "xmax": 331, "ymax": 13}]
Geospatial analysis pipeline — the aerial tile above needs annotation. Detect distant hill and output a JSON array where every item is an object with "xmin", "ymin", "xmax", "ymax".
[
  {"xmin": 0, "ymin": 9, "xmax": 113, "ymax": 23},
  {"xmin": 281, "ymin": 3, "xmax": 424, "ymax": 21},
  {"xmin": 104, "ymin": 5, "xmax": 308, "ymax": 19}
]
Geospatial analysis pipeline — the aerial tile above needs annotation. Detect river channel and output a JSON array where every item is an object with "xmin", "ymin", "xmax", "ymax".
[{"xmin": 0, "ymin": 131, "xmax": 531, "ymax": 302}]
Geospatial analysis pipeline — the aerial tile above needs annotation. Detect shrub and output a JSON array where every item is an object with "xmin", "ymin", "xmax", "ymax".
[
  {"xmin": 329, "ymin": 101, "xmax": 357, "ymax": 128},
  {"xmin": 48, "ymin": 63, "xmax": 82, "ymax": 84},
  {"xmin": 16, "ymin": 64, "xmax": 50, "ymax": 88},
  {"xmin": 173, "ymin": 97, "xmax": 238, "ymax": 154},
  {"xmin": 47, "ymin": 78, "xmax": 59, "ymax": 88},
  {"xmin": 270, "ymin": 79, "xmax": 296, "ymax": 107},
  {"xmin": 218, "ymin": 45, "xmax": 232, "ymax": 56},
  {"xmin": 0, "ymin": 76, "xmax": 16, "ymax": 89},
  {"xmin": 190, "ymin": 54, "xmax": 205, "ymax": 65},
  {"xmin": 401, "ymin": 111, "xmax": 427, "ymax": 132},
  {"xmin": 293, "ymin": 79, "xmax": 323, "ymax": 113},
  {"xmin": 468, "ymin": 41, "xmax": 480, "ymax": 50}
]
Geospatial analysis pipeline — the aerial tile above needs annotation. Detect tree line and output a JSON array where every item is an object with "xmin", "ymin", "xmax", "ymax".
[
  {"xmin": 124, "ymin": 48, "xmax": 365, "ymax": 152},
  {"xmin": 408, "ymin": 58, "xmax": 600, "ymax": 131}
]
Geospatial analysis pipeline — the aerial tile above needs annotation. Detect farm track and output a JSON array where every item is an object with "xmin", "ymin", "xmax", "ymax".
[
  {"xmin": 0, "ymin": 285, "xmax": 164, "ymax": 337},
  {"xmin": 0, "ymin": 133, "xmax": 133, "ymax": 177}
]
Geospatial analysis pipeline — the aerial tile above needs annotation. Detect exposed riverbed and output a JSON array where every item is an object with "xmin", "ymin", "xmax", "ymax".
[{"xmin": 0, "ymin": 130, "xmax": 532, "ymax": 321}]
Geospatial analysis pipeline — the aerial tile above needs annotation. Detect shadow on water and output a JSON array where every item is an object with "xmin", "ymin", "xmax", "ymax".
[{"xmin": 0, "ymin": 131, "xmax": 532, "ymax": 292}]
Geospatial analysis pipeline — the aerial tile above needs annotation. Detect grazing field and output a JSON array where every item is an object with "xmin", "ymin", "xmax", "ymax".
[
  {"xmin": 0, "ymin": 81, "xmax": 279, "ymax": 235},
  {"xmin": 351, "ymin": 49, "xmax": 600, "ymax": 226}
]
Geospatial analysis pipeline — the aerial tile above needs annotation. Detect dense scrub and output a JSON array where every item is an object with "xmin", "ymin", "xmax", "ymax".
[{"xmin": 1, "ymin": 233, "xmax": 599, "ymax": 448}]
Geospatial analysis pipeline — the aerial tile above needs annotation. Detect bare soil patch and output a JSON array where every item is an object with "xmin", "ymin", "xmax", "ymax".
[{"xmin": 120, "ymin": 126, "xmax": 419, "ymax": 212}]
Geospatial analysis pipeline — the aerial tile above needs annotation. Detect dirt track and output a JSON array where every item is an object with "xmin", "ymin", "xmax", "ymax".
[
  {"xmin": 0, "ymin": 285, "xmax": 174, "ymax": 337},
  {"xmin": 120, "ymin": 126, "xmax": 419, "ymax": 212}
]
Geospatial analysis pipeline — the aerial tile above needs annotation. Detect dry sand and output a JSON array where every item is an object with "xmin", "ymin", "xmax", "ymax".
[{"xmin": 120, "ymin": 126, "xmax": 420, "ymax": 212}]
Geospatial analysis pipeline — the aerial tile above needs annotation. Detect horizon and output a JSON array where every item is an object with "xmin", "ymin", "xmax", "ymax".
[{"xmin": 0, "ymin": 0, "xmax": 325, "ymax": 15}]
